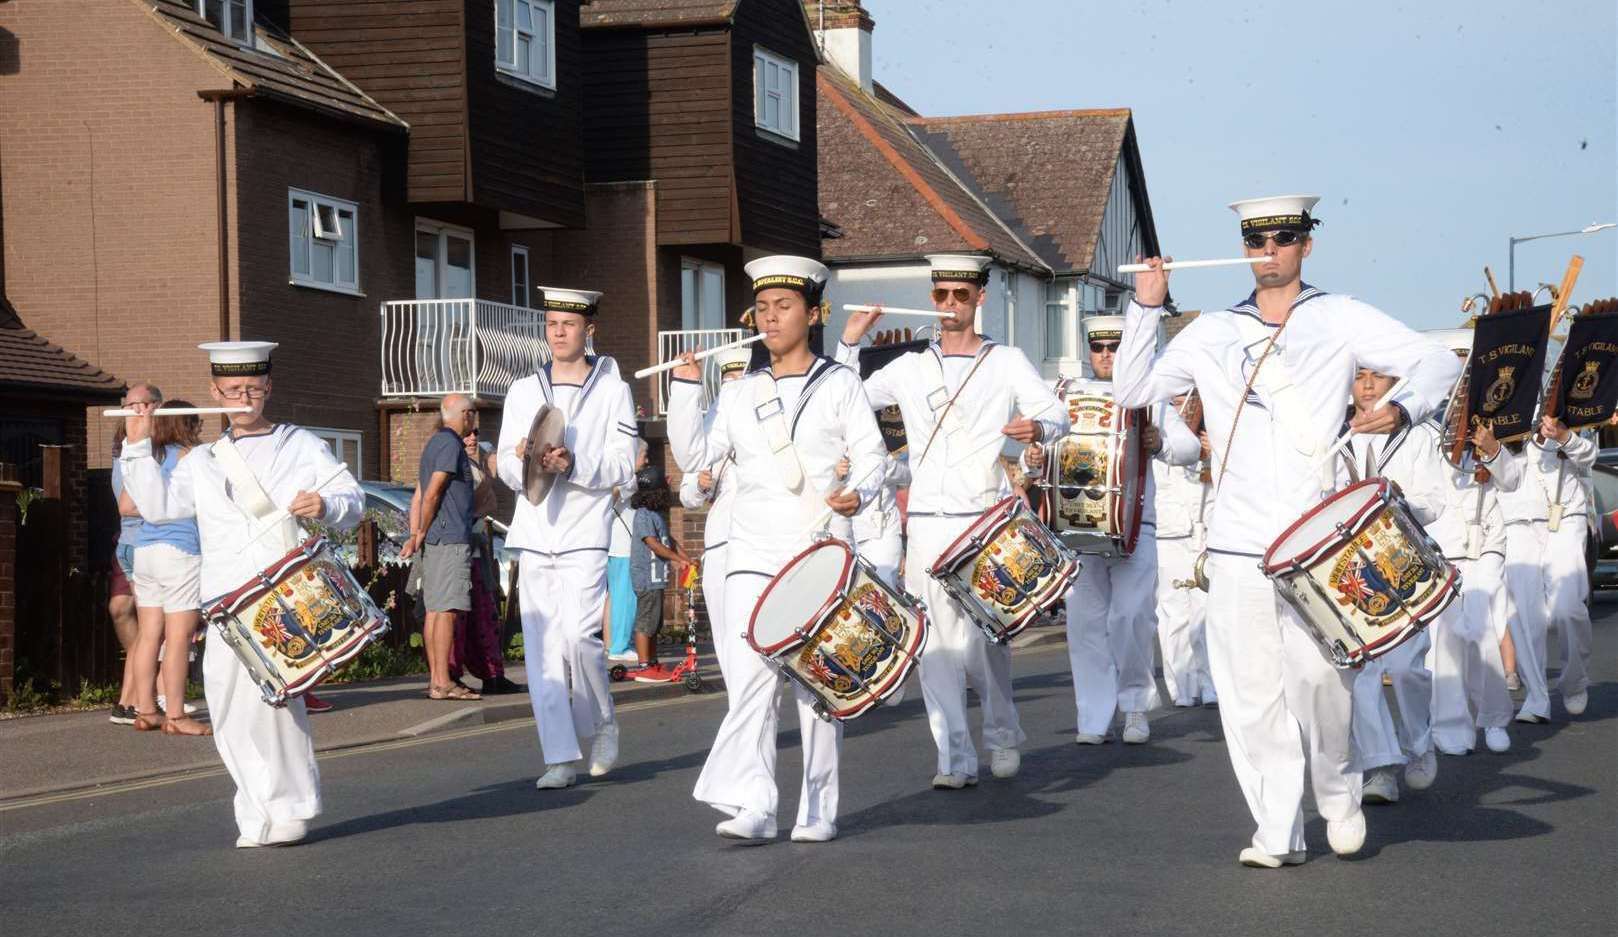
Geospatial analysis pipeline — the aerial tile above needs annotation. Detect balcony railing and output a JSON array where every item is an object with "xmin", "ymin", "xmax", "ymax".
[
  {"xmin": 380, "ymin": 299, "xmax": 549, "ymax": 400},
  {"xmin": 653, "ymin": 328, "xmax": 746, "ymax": 416}
]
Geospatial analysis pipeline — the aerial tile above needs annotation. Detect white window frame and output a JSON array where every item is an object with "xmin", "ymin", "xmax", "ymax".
[
  {"xmin": 288, "ymin": 188, "xmax": 360, "ymax": 295},
  {"xmin": 194, "ymin": 0, "xmax": 254, "ymax": 46},
  {"xmin": 511, "ymin": 245, "xmax": 532, "ymax": 307},
  {"xmin": 494, "ymin": 0, "xmax": 556, "ymax": 90},
  {"xmin": 415, "ymin": 219, "xmax": 477, "ymax": 300},
  {"xmin": 680, "ymin": 258, "xmax": 726, "ymax": 332},
  {"xmin": 308, "ymin": 427, "xmax": 363, "ymax": 480},
  {"xmin": 752, "ymin": 46, "xmax": 799, "ymax": 141}
]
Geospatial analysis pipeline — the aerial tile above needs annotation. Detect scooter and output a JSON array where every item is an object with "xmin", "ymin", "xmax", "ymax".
[{"xmin": 608, "ymin": 562, "xmax": 705, "ymax": 692}]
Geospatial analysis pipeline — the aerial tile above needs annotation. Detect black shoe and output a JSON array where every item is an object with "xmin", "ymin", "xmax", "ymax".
[
  {"xmin": 109, "ymin": 704, "xmax": 136, "ymax": 726},
  {"xmin": 480, "ymin": 676, "xmax": 523, "ymax": 695}
]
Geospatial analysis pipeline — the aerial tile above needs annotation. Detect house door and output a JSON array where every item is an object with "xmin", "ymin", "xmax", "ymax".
[
  {"xmin": 413, "ymin": 221, "xmax": 477, "ymax": 389},
  {"xmin": 680, "ymin": 258, "xmax": 726, "ymax": 332}
]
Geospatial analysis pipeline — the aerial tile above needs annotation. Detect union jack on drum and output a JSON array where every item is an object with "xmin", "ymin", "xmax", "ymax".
[{"xmin": 928, "ymin": 496, "xmax": 1080, "ymax": 643}]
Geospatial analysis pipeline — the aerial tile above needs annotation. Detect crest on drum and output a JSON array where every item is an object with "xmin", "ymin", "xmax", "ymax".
[
  {"xmin": 1329, "ymin": 515, "xmax": 1436, "ymax": 623},
  {"xmin": 798, "ymin": 584, "xmax": 904, "ymax": 697},
  {"xmin": 971, "ymin": 520, "xmax": 1064, "ymax": 610}
]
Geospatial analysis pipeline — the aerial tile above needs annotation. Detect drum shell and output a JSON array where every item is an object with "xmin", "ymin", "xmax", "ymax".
[
  {"xmin": 1044, "ymin": 390, "xmax": 1146, "ymax": 556},
  {"xmin": 929, "ymin": 496, "xmax": 1079, "ymax": 642}
]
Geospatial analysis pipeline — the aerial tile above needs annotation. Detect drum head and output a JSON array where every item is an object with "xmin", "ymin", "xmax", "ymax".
[
  {"xmin": 748, "ymin": 540, "xmax": 853, "ymax": 656},
  {"xmin": 1263, "ymin": 479, "xmax": 1387, "ymax": 572},
  {"xmin": 521, "ymin": 404, "xmax": 567, "ymax": 505}
]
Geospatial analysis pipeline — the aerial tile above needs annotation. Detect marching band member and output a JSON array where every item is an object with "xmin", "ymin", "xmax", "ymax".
[
  {"xmin": 849, "ymin": 452, "xmax": 906, "ymax": 585},
  {"xmin": 119, "ymin": 341, "xmax": 364, "ymax": 848},
  {"xmin": 1497, "ymin": 418, "xmax": 1598, "ymax": 722},
  {"xmin": 1153, "ymin": 393, "xmax": 1217, "ymax": 708},
  {"xmin": 669, "ymin": 256, "xmax": 887, "ymax": 845},
  {"xmin": 1026, "ymin": 316, "xmax": 1200, "ymax": 745},
  {"xmin": 1115, "ymin": 195, "xmax": 1459, "ymax": 867},
  {"xmin": 1342, "ymin": 369, "xmax": 1451, "ymax": 803},
  {"xmin": 839, "ymin": 254, "xmax": 1067, "ymax": 788},
  {"xmin": 496, "ymin": 288, "xmax": 638, "ymax": 790}
]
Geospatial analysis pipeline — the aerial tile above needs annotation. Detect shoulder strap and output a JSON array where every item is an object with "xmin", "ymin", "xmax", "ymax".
[
  {"xmin": 915, "ymin": 346, "xmax": 993, "ymax": 468},
  {"xmin": 211, "ymin": 434, "xmax": 280, "ymax": 521},
  {"xmin": 750, "ymin": 373, "xmax": 806, "ymax": 489},
  {"xmin": 1213, "ymin": 317, "xmax": 1290, "ymax": 499}
]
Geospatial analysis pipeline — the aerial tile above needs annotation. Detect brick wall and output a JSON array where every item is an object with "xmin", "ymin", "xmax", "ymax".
[{"xmin": 0, "ymin": 476, "xmax": 18, "ymax": 705}]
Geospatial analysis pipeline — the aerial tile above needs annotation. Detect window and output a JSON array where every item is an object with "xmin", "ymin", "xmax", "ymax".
[
  {"xmin": 195, "ymin": 0, "xmax": 253, "ymax": 45},
  {"xmin": 511, "ymin": 245, "xmax": 531, "ymax": 307},
  {"xmin": 414, "ymin": 221, "xmax": 475, "ymax": 300},
  {"xmin": 289, "ymin": 189, "xmax": 359, "ymax": 293},
  {"xmin": 753, "ymin": 47, "xmax": 798, "ymax": 140},
  {"xmin": 680, "ymin": 259, "xmax": 726, "ymax": 332},
  {"xmin": 309, "ymin": 428, "xmax": 363, "ymax": 480},
  {"xmin": 495, "ymin": 0, "xmax": 555, "ymax": 89}
]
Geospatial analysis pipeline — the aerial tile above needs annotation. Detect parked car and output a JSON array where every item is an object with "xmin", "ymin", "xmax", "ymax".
[
  {"xmin": 1589, "ymin": 449, "xmax": 1618, "ymax": 592},
  {"xmin": 314, "ymin": 481, "xmax": 514, "ymax": 600}
]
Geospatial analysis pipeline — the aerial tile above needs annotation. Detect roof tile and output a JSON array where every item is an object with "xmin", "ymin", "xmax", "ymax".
[
  {"xmin": 0, "ymin": 301, "xmax": 125, "ymax": 398},
  {"xmin": 580, "ymin": 0, "xmax": 739, "ymax": 28}
]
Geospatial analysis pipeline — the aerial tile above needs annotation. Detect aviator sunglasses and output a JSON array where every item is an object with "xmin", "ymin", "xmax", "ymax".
[
  {"xmin": 1089, "ymin": 341, "xmax": 1119, "ymax": 354},
  {"xmin": 931, "ymin": 287, "xmax": 975, "ymax": 304},
  {"xmin": 1242, "ymin": 230, "xmax": 1303, "ymax": 250}
]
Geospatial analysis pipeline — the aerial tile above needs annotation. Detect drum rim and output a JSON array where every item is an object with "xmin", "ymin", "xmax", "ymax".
[
  {"xmin": 929, "ymin": 495, "xmax": 1020, "ymax": 574},
  {"xmin": 746, "ymin": 539, "xmax": 855, "ymax": 657},
  {"xmin": 203, "ymin": 533, "xmax": 331, "ymax": 615},
  {"xmin": 1261, "ymin": 478, "xmax": 1389, "ymax": 574},
  {"xmin": 1044, "ymin": 397, "xmax": 1147, "ymax": 555}
]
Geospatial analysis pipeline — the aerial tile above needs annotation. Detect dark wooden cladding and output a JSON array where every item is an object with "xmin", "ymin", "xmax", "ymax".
[
  {"xmin": 464, "ymin": 0, "xmax": 586, "ymax": 227},
  {"xmin": 729, "ymin": 0, "xmax": 819, "ymax": 256}
]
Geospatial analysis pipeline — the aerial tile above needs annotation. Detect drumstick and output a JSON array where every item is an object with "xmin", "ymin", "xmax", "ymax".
[
  {"xmin": 633, "ymin": 333, "xmax": 766, "ymax": 380},
  {"xmin": 805, "ymin": 458, "xmax": 892, "ymax": 534},
  {"xmin": 1116, "ymin": 257, "xmax": 1270, "ymax": 274},
  {"xmin": 1310, "ymin": 377, "xmax": 1410, "ymax": 476},
  {"xmin": 843, "ymin": 304, "xmax": 959, "ymax": 320},
  {"xmin": 242, "ymin": 463, "xmax": 357, "ymax": 546},
  {"xmin": 103, "ymin": 406, "xmax": 253, "ymax": 417}
]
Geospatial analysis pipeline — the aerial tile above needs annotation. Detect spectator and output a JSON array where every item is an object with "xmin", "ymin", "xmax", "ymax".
[
  {"xmin": 605, "ymin": 439, "xmax": 649, "ymax": 663},
  {"xmin": 107, "ymin": 385, "xmax": 157, "ymax": 725},
  {"xmin": 444, "ymin": 421, "xmax": 521, "ymax": 695},
  {"xmin": 624, "ymin": 466, "xmax": 692, "ymax": 683},
  {"xmin": 121, "ymin": 400, "xmax": 209, "ymax": 735},
  {"xmin": 402, "ymin": 394, "xmax": 480, "ymax": 701}
]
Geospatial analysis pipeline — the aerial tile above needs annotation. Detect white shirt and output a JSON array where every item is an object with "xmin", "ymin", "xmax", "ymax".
[
  {"xmin": 1345, "ymin": 419, "xmax": 1450, "ymax": 525},
  {"xmin": 1496, "ymin": 432, "xmax": 1598, "ymax": 523},
  {"xmin": 608, "ymin": 498, "xmax": 635, "ymax": 558},
  {"xmin": 1425, "ymin": 441, "xmax": 1521, "ymax": 559}
]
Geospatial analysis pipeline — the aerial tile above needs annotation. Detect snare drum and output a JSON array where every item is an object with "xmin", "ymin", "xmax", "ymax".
[
  {"xmin": 748, "ymin": 539, "xmax": 928, "ymax": 721},
  {"xmin": 928, "ymin": 496, "xmax": 1080, "ymax": 643},
  {"xmin": 1262, "ymin": 479, "xmax": 1459, "ymax": 669},
  {"xmin": 204, "ymin": 534, "xmax": 391, "ymax": 706},
  {"xmin": 1044, "ymin": 386, "xmax": 1147, "ymax": 556}
]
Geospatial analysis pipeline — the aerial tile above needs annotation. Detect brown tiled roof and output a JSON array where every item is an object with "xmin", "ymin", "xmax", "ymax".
[
  {"xmin": 910, "ymin": 110, "xmax": 1134, "ymax": 275},
  {"xmin": 0, "ymin": 304, "xmax": 125, "ymax": 399},
  {"xmin": 137, "ymin": 0, "xmax": 406, "ymax": 130},
  {"xmin": 580, "ymin": 0, "xmax": 739, "ymax": 28},
  {"xmin": 816, "ymin": 68, "xmax": 1047, "ymax": 271},
  {"xmin": 872, "ymin": 80, "xmax": 918, "ymax": 117}
]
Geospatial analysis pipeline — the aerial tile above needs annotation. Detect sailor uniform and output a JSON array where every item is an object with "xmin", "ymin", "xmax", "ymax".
[
  {"xmin": 1114, "ymin": 288, "xmax": 1459, "ymax": 856},
  {"xmin": 1153, "ymin": 430, "xmax": 1216, "ymax": 707},
  {"xmin": 837, "ymin": 335, "xmax": 1067, "ymax": 778},
  {"xmin": 496, "ymin": 356, "xmax": 638, "ymax": 768},
  {"xmin": 851, "ymin": 454, "xmax": 906, "ymax": 584},
  {"xmin": 680, "ymin": 452, "xmax": 741, "ymax": 687},
  {"xmin": 1497, "ymin": 432, "xmax": 1598, "ymax": 719},
  {"xmin": 668, "ymin": 357, "xmax": 887, "ymax": 830}
]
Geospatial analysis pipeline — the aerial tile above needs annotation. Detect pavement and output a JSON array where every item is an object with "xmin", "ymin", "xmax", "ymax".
[{"xmin": 0, "ymin": 607, "xmax": 1611, "ymax": 937}]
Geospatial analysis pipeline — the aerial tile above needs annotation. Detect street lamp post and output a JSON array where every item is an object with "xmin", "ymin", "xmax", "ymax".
[{"xmin": 1508, "ymin": 222, "xmax": 1616, "ymax": 291}]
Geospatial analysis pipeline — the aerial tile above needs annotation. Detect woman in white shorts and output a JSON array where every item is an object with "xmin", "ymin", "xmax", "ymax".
[{"xmin": 121, "ymin": 403, "xmax": 209, "ymax": 736}]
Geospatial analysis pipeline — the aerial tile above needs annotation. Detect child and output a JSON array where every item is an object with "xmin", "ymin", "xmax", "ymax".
[{"xmin": 626, "ymin": 465, "xmax": 692, "ymax": 682}]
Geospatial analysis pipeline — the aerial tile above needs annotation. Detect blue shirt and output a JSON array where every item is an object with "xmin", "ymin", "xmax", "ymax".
[
  {"xmin": 110, "ymin": 454, "xmax": 142, "ymax": 548},
  {"xmin": 629, "ymin": 508, "xmax": 669, "ymax": 592},
  {"xmin": 130, "ymin": 446, "xmax": 200, "ymax": 554},
  {"xmin": 419, "ymin": 427, "xmax": 473, "ymax": 544}
]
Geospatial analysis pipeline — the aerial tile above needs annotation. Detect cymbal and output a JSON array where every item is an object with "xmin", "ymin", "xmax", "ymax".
[{"xmin": 521, "ymin": 404, "xmax": 567, "ymax": 505}]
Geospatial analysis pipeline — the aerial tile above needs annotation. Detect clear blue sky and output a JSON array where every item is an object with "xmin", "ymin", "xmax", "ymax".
[{"xmin": 860, "ymin": 0, "xmax": 1616, "ymax": 329}]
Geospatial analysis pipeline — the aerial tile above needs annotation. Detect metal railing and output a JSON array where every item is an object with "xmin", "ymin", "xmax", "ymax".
[
  {"xmin": 380, "ymin": 299, "xmax": 550, "ymax": 399},
  {"xmin": 653, "ymin": 328, "xmax": 746, "ymax": 416}
]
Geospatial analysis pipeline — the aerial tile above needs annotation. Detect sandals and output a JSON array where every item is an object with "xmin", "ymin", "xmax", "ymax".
[
  {"xmin": 133, "ymin": 710, "xmax": 165, "ymax": 732},
  {"xmin": 162, "ymin": 717, "xmax": 213, "ymax": 737},
  {"xmin": 428, "ymin": 684, "xmax": 482, "ymax": 701}
]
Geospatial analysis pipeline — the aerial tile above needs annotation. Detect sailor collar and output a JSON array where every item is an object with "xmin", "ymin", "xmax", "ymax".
[{"xmin": 1228, "ymin": 283, "xmax": 1328, "ymax": 325}]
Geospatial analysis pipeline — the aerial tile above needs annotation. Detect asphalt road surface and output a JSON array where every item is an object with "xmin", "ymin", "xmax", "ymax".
[{"xmin": 4, "ymin": 598, "xmax": 1615, "ymax": 937}]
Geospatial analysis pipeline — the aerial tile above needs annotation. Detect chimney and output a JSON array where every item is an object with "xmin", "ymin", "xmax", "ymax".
[{"xmin": 807, "ymin": 2, "xmax": 874, "ymax": 93}]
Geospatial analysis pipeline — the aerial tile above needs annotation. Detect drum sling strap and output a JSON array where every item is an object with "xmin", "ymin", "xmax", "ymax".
[
  {"xmin": 750, "ymin": 368, "xmax": 834, "ymax": 530},
  {"xmin": 915, "ymin": 344, "xmax": 993, "ymax": 469},
  {"xmin": 211, "ymin": 433, "xmax": 301, "ymax": 555}
]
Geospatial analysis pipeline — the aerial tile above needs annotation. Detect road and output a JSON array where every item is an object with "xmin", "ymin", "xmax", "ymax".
[{"xmin": 4, "ymin": 599, "xmax": 1615, "ymax": 937}]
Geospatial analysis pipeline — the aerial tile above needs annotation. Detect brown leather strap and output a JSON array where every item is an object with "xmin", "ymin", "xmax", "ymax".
[
  {"xmin": 1214, "ymin": 319, "xmax": 1291, "ymax": 498},
  {"xmin": 915, "ymin": 347, "xmax": 993, "ymax": 468}
]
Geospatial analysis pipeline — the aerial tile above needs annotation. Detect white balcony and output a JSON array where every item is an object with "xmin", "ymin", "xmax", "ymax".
[
  {"xmin": 380, "ymin": 299, "xmax": 550, "ymax": 400},
  {"xmin": 653, "ymin": 328, "xmax": 747, "ymax": 416}
]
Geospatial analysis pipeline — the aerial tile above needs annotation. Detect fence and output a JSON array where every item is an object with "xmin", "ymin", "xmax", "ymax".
[
  {"xmin": 652, "ymin": 328, "xmax": 746, "ymax": 416},
  {"xmin": 380, "ymin": 299, "xmax": 551, "ymax": 400}
]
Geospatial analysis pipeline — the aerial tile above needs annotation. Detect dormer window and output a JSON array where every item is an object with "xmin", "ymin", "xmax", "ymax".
[
  {"xmin": 753, "ymin": 47, "xmax": 799, "ymax": 142},
  {"xmin": 495, "ymin": 0, "xmax": 556, "ymax": 90},
  {"xmin": 194, "ymin": 0, "xmax": 253, "ymax": 46}
]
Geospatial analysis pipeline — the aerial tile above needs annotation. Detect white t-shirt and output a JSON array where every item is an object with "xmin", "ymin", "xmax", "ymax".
[{"xmin": 608, "ymin": 498, "xmax": 634, "ymax": 558}]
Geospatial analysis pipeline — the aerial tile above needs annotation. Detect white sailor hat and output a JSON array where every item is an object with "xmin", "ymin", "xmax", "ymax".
[
  {"xmin": 1426, "ymin": 328, "xmax": 1474, "ymax": 355},
  {"xmin": 926, "ymin": 253, "xmax": 992, "ymax": 285},
  {"xmin": 198, "ymin": 340, "xmax": 277, "ymax": 377},
  {"xmin": 744, "ymin": 255, "xmax": 828, "ymax": 302},
  {"xmin": 538, "ymin": 287, "xmax": 603, "ymax": 316},
  {"xmin": 1228, "ymin": 194, "xmax": 1322, "ymax": 235},
  {"xmin": 1083, "ymin": 315, "xmax": 1125, "ymax": 343},
  {"xmin": 713, "ymin": 345, "xmax": 751, "ymax": 375}
]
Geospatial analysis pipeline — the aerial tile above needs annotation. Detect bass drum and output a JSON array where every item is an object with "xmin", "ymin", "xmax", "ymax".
[{"xmin": 1043, "ymin": 387, "xmax": 1147, "ymax": 556}]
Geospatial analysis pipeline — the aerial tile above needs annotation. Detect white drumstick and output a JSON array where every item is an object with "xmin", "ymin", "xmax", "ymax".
[
  {"xmin": 103, "ymin": 406, "xmax": 253, "ymax": 417},
  {"xmin": 243, "ymin": 463, "xmax": 356, "ymax": 547},
  {"xmin": 843, "ymin": 304, "xmax": 958, "ymax": 320},
  {"xmin": 1310, "ymin": 377, "xmax": 1410, "ymax": 476},
  {"xmin": 806, "ymin": 458, "xmax": 892, "ymax": 534},
  {"xmin": 633, "ymin": 333, "xmax": 766, "ymax": 379},
  {"xmin": 1116, "ymin": 257, "xmax": 1270, "ymax": 274}
]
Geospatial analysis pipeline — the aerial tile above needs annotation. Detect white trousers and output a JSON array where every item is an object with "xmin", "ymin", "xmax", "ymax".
[
  {"xmin": 701, "ymin": 544, "xmax": 739, "ymax": 687},
  {"xmin": 1205, "ymin": 553, "xmax": 1361, "ymax": 855},
  {"xmin": 203, "ymin": 634, "xmax": 321, "ymax": 843},
  {"xmin": 856, "ymin": 527, "xmax": 903, "ymax": 587},
  {"xmin": 1428, "ymin": 553, "xmax": 1513, "ymax": 751},
  {"xmin": 906, "ymin": 516, "xmax": 1026, "ymax": 777},
  {"xmin": 1156, "ymin": 536, "xmax": 1215, "ymax": 706},
  {"xmin": 517, "ymin": 549, "xmax": 614, "ymax": 766},
  {"xmin": 1067, "ymin": 533, "xmax": 1163, "ymax": 735},
  {"xmin": 692, "ymin": 572, "xmax": 841, "ymax": 827},
  {"xmin": 1504, "ymin": 518, "xmax": 1593, "ymax": 719},
  {"xmin": 1350, "ymin": 631, "xmax": 1432, "ymax": 772}
]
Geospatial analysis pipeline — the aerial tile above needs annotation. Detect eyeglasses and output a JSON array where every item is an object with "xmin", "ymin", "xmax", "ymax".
[
  {"xmin": 216, "ymin": 387, "xmax": 268, "ymax": 400},
  {"xmin": 1089, "ymin": 341, "xmax": 1119, "ymax": 353},
  {"xmin": 931, "ymin": 287, "xmax": 974, "ymax": 304},
  {"xmin": 1242, "ymin": 230, "xmax": 1303, "ymax": 250}
]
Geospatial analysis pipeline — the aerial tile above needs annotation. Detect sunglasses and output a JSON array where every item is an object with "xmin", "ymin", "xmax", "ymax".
[
  {"xmin": 1089, "ymin": 341, "xmax": 1119, "ymax": 353},
  {"xmin": 931, "ymin": 287, "xmax": 974, "ymax": 304},
  {"xmin": 1242, "ymin": 230, "xmax": 1303, "ymax": 249}
]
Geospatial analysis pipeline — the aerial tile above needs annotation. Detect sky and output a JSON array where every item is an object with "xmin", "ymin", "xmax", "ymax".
[{"xmin": 857, "ymin": 0, "xmax": 1617, "ymax": 330}]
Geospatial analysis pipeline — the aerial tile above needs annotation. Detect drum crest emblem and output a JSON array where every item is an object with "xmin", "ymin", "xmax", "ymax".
[
  {"xmin": 1056, "ymin": 439, "xmax": 1104, "ymax": 489},
  {"xmin": 1328, "ymin": 518, "xmax": 1431, "ymax": 621},
  {"xmin": 254, "ymin": 561, "xmax": 352, "ymax": 661},
  {"xmin": 801, "ymin": 584, "xmax": 899, "ymax": 696},
  {"xmin": 971, "ymin": 522, "xmax": 1059, "ymax": 609},
  {"xmin": 1482, "ymin": 367, "xmax": 1516, "ymax": 414},
  {"xmin": 1569, "ymin": 360, "xmax": 1600, "ymax": 400}
]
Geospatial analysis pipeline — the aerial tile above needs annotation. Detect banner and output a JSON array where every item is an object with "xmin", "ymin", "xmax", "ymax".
[
  {"xmin": 1544, "ymin": 306, "xmax": 1618, "ymax": 431},
  {"xmin": 1467, "ymin": 305, "xmax": 1550, "ymax": 443}
]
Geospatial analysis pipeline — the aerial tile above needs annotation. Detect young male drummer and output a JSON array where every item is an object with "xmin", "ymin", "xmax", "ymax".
[
  {"xmin": 669, "ymin": 256, "xmax": 887, "ymax": 844},
  {"xmin": 839, "ymin": 254, "xmax": 1068, "ymax": 788},
  {"xmin": 119, "ymin": 341, "xmax": 364, "ymax": 848},
  {"xmin": 1116, "ymin": 195, "xmax": 1459, "ymax": 867},
  {"xmin": 496, "ymin": 287, "xmax": 638, "ymax": 790},
  {"xmin": 1025, "ymin": 316, "xmax": 1200, "ymax": 745}
]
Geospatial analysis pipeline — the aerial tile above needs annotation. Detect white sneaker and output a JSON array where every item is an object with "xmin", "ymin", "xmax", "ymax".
[
  {"xmin": 606, "ymin": 651, "xmax": 639, "ymax": 663},
  {"xmin": 1514, "ymin": 708, "xmax": 1548, "ymax": 724},
  {"xmin": 1122, "ymin": 711, "xmax": 1149, "ymax": 744},
  {"xmin": 930, "ymin": 772, "xmax": 976, "ymax": 790},
  {"xmin": 790, "ymin": 820, "xmax": 838, "ymax": 843},
  {"xmin": 1564, "ymin": 690, "xmax": 1588, "ymax": 716},
  {"xmin": 1238, "ymin": 847, "xmax": 1306, "ymax": 868},
  {"xmin": 1404, "ymin": 750, "xmax": 1438, "ymax": 791},
  {"xmin": 535, "ymin": 763, "xmax": 577, "ymax": 790},
  {"xmin": 1484, "ymin": 726, "xmax": 1511, "ymax": 753},
  {"xmin": 1075, "ymin": 732, "xmax": 1107, "ymax": 745},
  {"xmin": 156, "ymin": 695, "xmax": 199, "ymax": 716},
  {"xmin": 989, "ymin": 748, "xmax": 1021, "ymax": 779},
  {"xmin": 234, "ymin": 820, "xmax": 307, "ymax": 849},
  {"xmin": 715, "ymin": 809, "xmax": 776, "ymax": 843},
  {"xmin": 1504, "ymin": 672, "xmax": 1522, "ymax": 693},
  {"xmin": 1327, "ymin": 811, "xmax": 1367, "ymax": 856},
  {"xmin": 589, "ymin": 723, "xmax": 619, "ymax": 777},
  {"xmin": 1361, "ymin": 767, "xmax": 1400, "ymax": 805}
]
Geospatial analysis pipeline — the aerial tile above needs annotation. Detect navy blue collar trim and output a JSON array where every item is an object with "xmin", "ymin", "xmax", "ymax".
[{"xmin": 1229, "ymin": 283, "xmax": 1327, "ymax": 321}]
